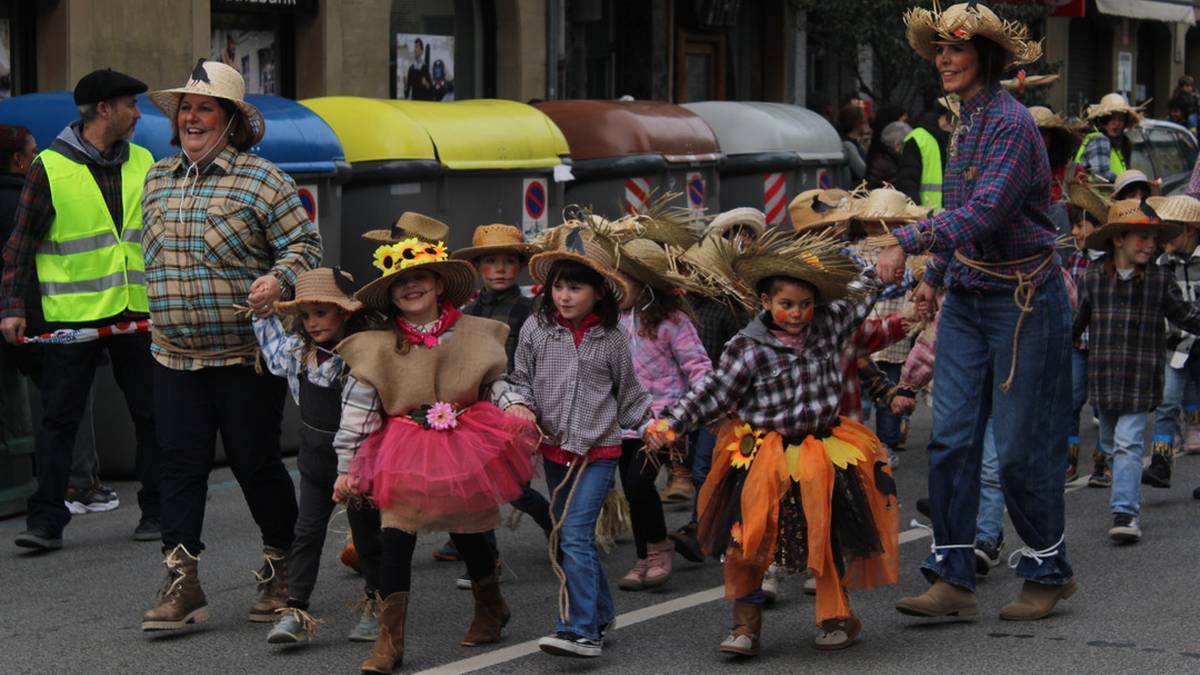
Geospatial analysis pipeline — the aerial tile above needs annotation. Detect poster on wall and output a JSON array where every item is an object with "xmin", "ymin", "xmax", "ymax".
[
  {"xmin": 0, "ymin": 19, "xmax": 11, "ymax": 100},
  {"xmin": 396, "ymin": 33, "xmax": 454, "ymax": 101},
  {"xmin": 211, "ymin": 29, "xmax": 278, "ymax": 95}
]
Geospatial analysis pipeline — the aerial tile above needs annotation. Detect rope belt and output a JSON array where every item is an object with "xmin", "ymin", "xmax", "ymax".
[{"xmin": 952, "ymin": 249, "xmax": 1057, "ymax": 393}]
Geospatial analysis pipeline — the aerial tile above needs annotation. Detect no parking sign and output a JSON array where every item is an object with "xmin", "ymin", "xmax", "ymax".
[
  {"xmin": 522, "ymin": 178, "xmax": 548, "ymax": 238},
  {"xmin": 686, "ymin": 171, "xmax": 705, "ymax": 221},
  {"xmin": 817, "ymin": 169, "xmax": 833, "ymax": 190},
  {"xmin": 297, "ymin": 185, "xmax": 319, "ymax": 230}
]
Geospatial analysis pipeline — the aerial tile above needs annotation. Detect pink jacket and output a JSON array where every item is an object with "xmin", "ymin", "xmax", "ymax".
[{"xmin": 619, "ymin": 310, "xmax": 713, "ymax": 432}]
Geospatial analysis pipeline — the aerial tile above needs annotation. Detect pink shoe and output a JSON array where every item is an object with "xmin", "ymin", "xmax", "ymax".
[
  {"xmin": 642, "ymin": 540, "xmax": 675, "ymax": 588},
  {"xmin": 618, "ymin": 558, "xmax": 650, "ymax": 591}
]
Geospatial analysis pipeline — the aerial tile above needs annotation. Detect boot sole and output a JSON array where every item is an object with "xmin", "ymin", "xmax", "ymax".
[
  {"xmin": 999, "ymin": 582, "xmax": 1078, "ymax": 621},
  {"xmin": 895, "ymin": 604, "xmax": 978, "ymax": 619},
  {"xmin": 640, "ymin": 572, "xmax": 672, "ymax": 589},
  {"xmin": 1140, "ymin": 475, "xmax": 1171, "ymax": 488},
  {"xmin": 347, "ymin": 632, "xmax": 379, "ymax": 642},
  {"xmin": 142, "ymin": 606, "xmax": 209, "ymax": 631},
  {"xmin": 14, "ymin": 536, "xmax": 63, "ymax": 551},
  {"xmin": 267, "ymin": 630, "xmax": 309, "ymax": 644},
  {"xmin": 719, "ymin": 645, "xmax": 760, "ymax": 657}
]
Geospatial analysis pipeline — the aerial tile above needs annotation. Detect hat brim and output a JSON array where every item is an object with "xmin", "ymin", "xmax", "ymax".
[
  {"xmin": 1084, "ymin": 104, "xmax": 1144, "ymax": 126},
  {"xmin": 905, "ymin": 6, "xmax": 1042, "ymax": 67},
  {"xmin": 792, "ymin": 210, "xmax": 856, "ymax": 233},
  {"xmin": 733, "ymin": 256, "xmax": 856, "ymax": 305},
  {"xmin": 528, "ymin": 250, "xmax": 629, "ymax": 303},
  {"xmin": 274, "ymin": 295, "xmax": 364, "ymax": 314},
  {"xmin": 450, "ymin": 243, "xmax": 540, "ymax": 262},
  {"xmin": 1084, "ymin": 221, "xmax": 1181, "ymax": 251},
  {"xmin": 353, "ymin": 260, "xmax": 479, "ymax": 311},
  {"xmin": 150, "ymin": 89, "xmax": 266, "ymax": 146}
]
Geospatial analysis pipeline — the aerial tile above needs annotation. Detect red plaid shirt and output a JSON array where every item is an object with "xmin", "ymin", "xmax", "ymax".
[{"xmin": 838, "ymin": 311, "xmax": 908, "ymax": 419}]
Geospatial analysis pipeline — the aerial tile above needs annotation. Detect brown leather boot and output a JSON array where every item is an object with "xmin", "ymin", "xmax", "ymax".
[
  {"xmin": 718, "ymin": 602, "xmax": 762, "ymax": 656},
  {"xmin": 660, "ymin": 463, "xmax": 695, "ymax": 504},
  {"xmin": 999, "ymin": 580, "xmax": 1078, "ymax": 621},
  {"xmin": 249, "ymin": 545, "xmax": 289, "ymax": 622},
  {"xmin": 895, "ymin": 579, "xmax": 978, "ymax": 619},
  {"xmin": 361, "ymin": 592, "xmax": 409, "ymax": 673},
  {"xmin": 460, "ymin": 573, "xmax": 511, "ymax": 646},
  {"xmin": 142, "ymin": 544, "xmax": 209, "ymax": 631}
]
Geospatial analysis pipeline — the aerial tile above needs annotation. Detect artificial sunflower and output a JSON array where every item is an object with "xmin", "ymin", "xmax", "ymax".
[
  {"xmin": 726, "ymin": 423, "xmax": 765, "ymax": 469},
  {"xmin": 372, "ymin": 243, "xmax": 401, "ymax": 274},
  {"xmin": 824, "ymin": 436, "xmax": 866, "ymax": 469},
  {"xmin": 395, "ymin": 239, "xmax": 448, "ymax": 266}
]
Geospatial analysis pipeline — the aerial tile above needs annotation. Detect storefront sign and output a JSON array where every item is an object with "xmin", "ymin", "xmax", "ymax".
[{"xmin": 212, "ymin": 0, "xmax": 318, "ymax": 13}]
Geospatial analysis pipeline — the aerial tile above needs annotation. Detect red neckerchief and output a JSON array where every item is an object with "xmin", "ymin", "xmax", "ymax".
[
  {"xmin": 556, "ymin": 311, "xmax": 601, "ymax": 347},
  {"xmin": 394, "ymin": 301, "xmax": 463, "ymax": 348}
]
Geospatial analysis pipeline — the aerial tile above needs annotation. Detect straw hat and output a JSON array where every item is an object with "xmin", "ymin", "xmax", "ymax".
[
  {"xmin": 1084, "ymin": 199, "xmax": 1180, "ymax": 250},
  {"xmin": 708, "ymin": 208, "xmax": 767, "ymax": 239},
  {"xmin": 354, "ymin": 238, "xmax": 478, "ymax": 311},
  {"xmin": 450, "ymin": 224, "xmax": 539, "ymax": 262},
  {"xmin": 1084, "ymin": 93, "xmax": 1145, "ymax": 126},
  {"xmin": 1067, "ymin": 179, "xmax": 1111, "ymax": 225},
  {"xmin": 274, "ymin": 267, "xmax": 363, "ymax": 314},
  {"xmin": 1147, "ymin": 195, "xmax": 1200, "ymax": 225},
  {"xmin": 1001, "ymin": 72, "xmax": 1059, "ymax": 96},
  {"xmin": 853, "ymin": 188, "xmax": 929, "ymax": 223},
  {"xmin": 150, "ymin": 60, "xmax": 265, "ymax": 146},
  {"xmin": 1112, "ymin": 169, "xmax": 1159, "ymax": 199},
  {"xmin": 1029, "ymin": 105, "xmax": 1082, "ymax": 156},
  {"xmin": 528, "ymin": 227, "xmax": 630, "ymax": 302},
  {"xmin": 732, "ymin": 229, "xmax": 863, "ymax": 305},
  {"xmin": 363, "ymin": 212, "xmax": 451, "ymax": 245},
  {"xmin": 788, "ymin": 189, "xmax": 856, "ymax": 233},
  {"xmin": 904, "ymin": 2, "xmax": 1042, "ymax": 67}
]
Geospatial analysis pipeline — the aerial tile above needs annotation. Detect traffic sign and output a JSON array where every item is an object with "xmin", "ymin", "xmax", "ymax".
[{"xmin": 522, "ymin": 178, "xmax": 549, "ymax": 238}]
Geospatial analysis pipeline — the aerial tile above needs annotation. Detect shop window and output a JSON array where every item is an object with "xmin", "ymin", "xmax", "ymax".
[
  {"xmin": 211, "ymin": 9, "xmax": 297, "ymax": 97},
  {"xmin": 390, "ymin": 0, "xmax": 493, "ymax": 100},
  {"xmin": 675, "ymin": 29, "xmax": 725, "ymax": 102},
  {"xmin": 0, "ymin": 2, "xmax": 35, "ymax": 98}
]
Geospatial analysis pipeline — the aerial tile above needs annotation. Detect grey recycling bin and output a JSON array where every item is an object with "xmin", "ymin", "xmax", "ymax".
[
  {"xmin": 683, "ymin": 101, "xmax": 848, "ymax": 228},
  {"xmin": 301, "ymin": 96, "xmax": 570, "ymax": 286},
  {"xmin": 534, "ymin": 100, "xmax": 723, "ymax": 221}
]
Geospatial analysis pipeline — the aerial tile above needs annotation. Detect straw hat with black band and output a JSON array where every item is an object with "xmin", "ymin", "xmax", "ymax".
[
  {"xmin": 450, "ymin": 223, "xmax": 539, "ymax": 261},
  {"xmin": 363, "ymin": 212, "xmax": 452, "ymax": 245},
  {"xmin": 1084, "ymin": 93, "xmax": 1145, "ymax": 128},
  {"xmin": 853, "ymin": 187, "xmax": 930, "ymax": 225},
  {"xmin": 732, "ymin": 229, "xmax": 863, "ymax": 308},
  {"xmin": 528, "ymin": 226, "xmax": 630, "ymax": 302},
  {"xmin": 904, "ymin": 2, "xmax": 1042, "ymax": 67},
  {"xmin": 274, "ymin": 267, "xmax": 363, "ymax": 314},
  {"xmin": 788, "ymin": 188, "xmax": 856, "ymax": 233},
  {"xmin": 1084, "ymin": 199, "xmax": 1180, "ymax": 251},
  {"xmin": 355, "ymin": 238, "xmax": 478, "ymax": 311},
  {"xmin": 150, "ymin": 59, "xmax": 265, "ymax": 146},
  {"xmin": 1147, "ymin": 195, "xmax": 1200, "ymax": 227}
]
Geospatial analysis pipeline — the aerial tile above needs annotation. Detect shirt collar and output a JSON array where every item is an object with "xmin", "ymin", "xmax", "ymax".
[
  {"xmin": 478, "ymin": 285, "xmax": 521, "ymax": 305},
  {"xmin": 959, "ymin": 84, "xmax": 1000, "ymax": 122},
  {"xmin": 172, "ymin": 145, "xmax": 238, "ymax": 177}
]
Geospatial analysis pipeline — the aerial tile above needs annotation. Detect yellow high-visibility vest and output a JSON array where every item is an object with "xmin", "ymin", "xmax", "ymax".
[
  {"xmin": 905, "ymin": 128, "xmax": 943, "ymax": 208},
  {"xmin": 1074, "ymin": 131, "xmax": 1127, "ymax": 176}
]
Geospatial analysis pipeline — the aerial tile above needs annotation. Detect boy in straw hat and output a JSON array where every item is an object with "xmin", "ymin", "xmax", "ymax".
[
  {"xmin": 1076, "ymin": 93, "xmax": 1144, "ymax": 182},
  {"xmin": 1147, "ymin": 195, "xmax": 1200, "ymax": 487},
  {"xmin": 646, "ymin": 230, "xmax": 898, "ymax": 655},
  {"xmin": 1074, "ymin": 199, "xmax": 1200, "ymax": 545}
]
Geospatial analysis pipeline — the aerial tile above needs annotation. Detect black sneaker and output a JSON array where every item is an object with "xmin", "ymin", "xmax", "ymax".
[
  {"xmin": 973, "ymin": 536, "xmax": 1004, "ymax": 576},
  {"xmin": 1087, "ymin": 464, "xmax": 1112, "ymax": 488},
  {"xmin": 64, "ymin": 485, "xmax": 120, "ymax": 515},
  {"xmin": 1108, "ymin": 513, "xmax": 1141, "ymax": 543},
  {"xmin": 538, "ymin": 631, "xmax": 602, "ymax": 658},
  {"xmin": 133, "ymin": 516, "xmax": 161, "ymax": 542},
  {"xmin": 15, "ymin": 527, "xmax": 63, "ymax": 551},
  {"xmin": 1140, "ymin": 455, "xmax": 1171, "ymax": 488},
  {"xmin": 668, "ymin": 523, "xmax": 705, "ymax": 563},
  {"xmin": 916, "ymin": 497, "xmax": 931, "ymax": 518}
]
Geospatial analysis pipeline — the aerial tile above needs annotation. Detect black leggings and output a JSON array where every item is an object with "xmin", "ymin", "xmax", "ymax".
[
  {"xmin": 618, "ymin": 438, "xmax": 668, "ymax": 559},
  {"xmin": 379, "ymin": 528, "xmax": 496, "ymax": 597}
]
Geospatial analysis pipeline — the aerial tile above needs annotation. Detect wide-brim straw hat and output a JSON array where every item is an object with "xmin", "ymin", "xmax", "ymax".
[
  {"xmin": 150, "ymin": 60, "xmax": 265, "ymax": 146},
  {"xmin": 616, "ymin": 237, "xmax": 710, "ymax": 297},
  {"xmin": 1112, "ymin": 169, "xmax": 1159, "ymax": 199},
  {"xmin": 1084, "ymin": 93, "xmax": 1145, "ymax": 126},
  {"xmin": 789, "ymin": 189, "xmax": 856, "ymax": 233},
  {"xmin": 1001, "ymin": 72, "xmax": 1059, "ymax": 95},
  {"xmin": 363, "ymin": 212, "xmax": 451, "ymax": 244},
  {"xmin": 1029, "ymin": 105, "xmax": 1082, "ymax": 155},
  {"xmin": 1067, "ymin": 179, "xmax": 1112, "ymax": 225},
  {"xmin": 1147, "ymin": 195, "xmax": 1200, "ymax": 225},
  {"xmin": 853, "ymin": 187, "xmax": 930, "ymax": 224},
  {"xmin": 732, "ymin": 229, "xmax": 862, "ymax": 306},
  {"xmin": 274, "ymin": 267, "xmax": 364, "ymax": 314},
  {"xmin": 679, "ymin": 233, "xmax": 746, "ymax": 299},
  {"xmin": 354, "ymin": 238, "xmax": 478, "ymax": 311},
  {"xmin": 904, "ymin": 2, "xmax": 1042, "ymax": 67},
  {"xmin": 450, "ymin": 223, "xmax": 539, "ymax": 261},
  {"xmin": 528, "ymin": 227, "xmax": 630, "ymax": 303},
  {"xmin": 1084, "ymin": 199, "xmax": 1180, "ymax": 250},
  {"xmin": 708, "ymin": 208, "xmax": 767, "ymax": 239}
]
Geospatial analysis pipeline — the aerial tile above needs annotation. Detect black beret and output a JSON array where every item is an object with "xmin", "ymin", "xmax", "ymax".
[{"xmin": 73, "ymin": 69, "xmax": 148, "ymax": 105}]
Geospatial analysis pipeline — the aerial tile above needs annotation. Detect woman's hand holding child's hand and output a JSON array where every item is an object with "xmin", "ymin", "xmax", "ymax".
[
  {"xmin": 505, "ymin": 404, "xmax": 537, "ymax": 424},
  {"xmin": 644, "ymin": 419, "xmax": 676, "ymax": 450},
  {"xmin": 333, "ymin": 474, "xmax": 363, "ymax": 503}
]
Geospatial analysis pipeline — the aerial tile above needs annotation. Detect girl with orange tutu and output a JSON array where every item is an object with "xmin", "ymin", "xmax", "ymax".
[
  {"xmin": 646, "ymin": 230, "xmax": 900, "ymax": 656},
  {"xmin": 331, "ymin": 237, "xmax": 539, "ymax": 673}
]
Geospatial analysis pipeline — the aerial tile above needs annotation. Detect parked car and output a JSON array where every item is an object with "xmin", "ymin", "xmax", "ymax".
[{"xmin": 1128, "ymin": 118, "xmax": 1198, "ymax": 195}]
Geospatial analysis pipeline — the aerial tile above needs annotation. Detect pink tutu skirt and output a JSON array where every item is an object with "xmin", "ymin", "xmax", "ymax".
[{"xmin": 350, "ymin": 401, "xmax": 540, "ymax": 515}]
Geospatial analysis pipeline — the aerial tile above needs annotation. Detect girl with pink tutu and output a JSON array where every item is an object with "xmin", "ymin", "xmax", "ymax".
[{"xmin": 331, "ymin": 236, "xmax": 539, "ymax": 673}]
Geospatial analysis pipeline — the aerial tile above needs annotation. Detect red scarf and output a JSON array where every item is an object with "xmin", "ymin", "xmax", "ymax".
[
  {"xmin": 556, "ymin": 311, "xmax": 601, "ymax": 347},
  {"xmin": 395, "ymin": 301, "xmax": 462, "ymax": 348}
]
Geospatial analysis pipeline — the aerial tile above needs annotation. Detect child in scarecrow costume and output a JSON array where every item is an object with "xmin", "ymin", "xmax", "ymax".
[
  {"xmin": 646, "ymin": 230, "xmax": 899, "ymax": 655},
  {"xmin": 331, "ymin": 237, "xmax": 540, "ymax": 673}
]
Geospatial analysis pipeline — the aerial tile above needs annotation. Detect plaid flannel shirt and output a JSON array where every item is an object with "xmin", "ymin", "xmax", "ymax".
[
  {"xmin": 838, "ymin": 311, "xmax": 908, "ymax": 420},
  {"xmin": 1074, "ymin": 261, "xmax": 1200, "ymax": 413},
  {"xmin": 1156, "ymin": 247, "xmax": 1200, "ymax": 368},
  {"xmin": 252, "ymin": 314, "xmax": 345, "ymax": 405},
  {"xmin": 1078, "ymin": 132, "xmax": 1118, "ymax": 183},
  {"xmin": 893, "ymin": 86, "xmax": 1059, "ymax": 292},
  {"xmin": 141, "ymin": 147, "xmax": 322, "ymax": 370},
  {"xmin": 1063, "ymin": 248, "xmax": 1103, "ymax": 349}
]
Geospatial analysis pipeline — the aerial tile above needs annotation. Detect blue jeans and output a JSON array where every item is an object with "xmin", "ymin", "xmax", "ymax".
[
  {"xmin": 1151, "ymin": 358, "xmax": 1200, "ymax": 440},
  {"xmin": 1068, "ymin": 348, "xmax": 1089, "ymax": 439},
  {"xmin": 922, "ymin": 276, "xmax": 1073, "ymax": 591},
  {"xmin": 544, "ymin": 458, "xmax": 617, "ymax": 641},
  {"xmin": 1097, "ymin": 410, "xmax": 1146, "ymax": 517},
  {"xmin": 874, "ymin": 361, "xmax": 906, "ymax": 449},
  {"xmin": 689, "ymin": 428, "xmax": 716, "ymax": 525},
  {"xmin": 976, "ymin": 418, "xmax": 1004, "ymax": 546}
]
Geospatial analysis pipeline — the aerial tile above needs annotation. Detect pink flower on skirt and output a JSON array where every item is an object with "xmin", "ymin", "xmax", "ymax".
[{"xmin": 427, "ymin": 401, "xmax": 459, "ymax": 431}]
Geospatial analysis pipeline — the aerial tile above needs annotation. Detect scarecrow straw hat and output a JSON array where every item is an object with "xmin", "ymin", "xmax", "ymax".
[
  {"xmin": 363, "ymin": 212, "xmax": 451, "ymax": 245},
  {"xmin": 450, "ymin": 224, "xmax": 539, "ymax": 261},
  {"xmin": 1029, "ymin": 105, "xmax": 1082, "ymax": 156},
  {"xmin": 528, "ymin": 227, "xmax": 630, "ymax": 302},
  {"xmin": 1112, "ymin": 169, "xmax": 1159, "ymax": 198},
  {"xmin": 274, "ymin": 267, "xmax": 363, "ymax": 314},
  {"xmin": 355, "ymin": 238, "xmax": 478, "ymax": 311},
  {"xmin": 150, "ymin": 60, "xmax": 265, "ymax": 146},
  {"xmin": 708, "ymin": 208, "xmax": 767, "ymax": 239},
  {"xmin": 1084, "ymin": 199, "xmax": 1180, "ymax": 250},
  {"xmin": 1147, "ymin": 195, "xmax": 1200, "ymax": 225},
  {"xmin": 1067, "ymin": 179, "xmax": 1112, "ymax": 225},
  {"xmin": 853, "ymin": 187, "xmax": 930, "ymax": 224},
  {"xmin": 904, "ymin": 2, "xmax": 1042, "ymax": 67},
  {"xmin": 1084, "ymin": 93, "xmax": 1145, "ymax": 126},
  {"xmin": 789, "ymin": 189, "xmax": 856, "ymax": 233},
  {"xmin": 1001, "ymin": 71, "xmax": 1059, "ymax": 95},
  {"xmin": 731, "ymin": 229, "xmax": 863, "ymax": 308},
  {"xmin": 678, "ymin": 234, "xmax": 752, "ymax": 305},
  {"xmin": 616, "ymin": 237, "xmax": 710, "ymax": 297}
]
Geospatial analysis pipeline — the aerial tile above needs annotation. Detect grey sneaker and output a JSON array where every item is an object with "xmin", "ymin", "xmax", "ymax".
[
  {"xmin": 65, "ymin": 485, "xmax": 119, "ymax": 514},
  {"xmin": 347, "ymin": 595, "xmax": 379, "ymax": 642},
  {"xmin": 973, "ymin": 536, "xmax": 1004, "ymax": 576},
  {"xmin": 267, "ymin": 610, "xmax": 310, "ymax": 644},
  {"xmin": 15, "ymin": 527, "xmax": 63, "ymax": 551},
  {"xmin": 1108, "ymin": 513, "xmax": 1141, "ymax": 543}
]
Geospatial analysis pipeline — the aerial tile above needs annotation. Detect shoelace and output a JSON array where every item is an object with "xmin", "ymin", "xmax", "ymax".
[
  {"xmin": 1007, "ymin": 533, "xmax": 1065, "ymax": 569},
  {"xmin": 909, "ymin": 519, "xmax": 973, "ymax": 563},
  {"xmin": 275, "ymin": 606, "xmax": 323, "ymax": 635},
  {"xmin": 253, "ymin": 551, "xmax": 286, "ymax": 586},
  {"xmin": 158, "ymin": 544, "xmax": 199, "ymax": 599}
]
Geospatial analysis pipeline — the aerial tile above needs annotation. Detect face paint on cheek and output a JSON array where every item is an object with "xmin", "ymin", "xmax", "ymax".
[
  {"xmin": 773, "ymin": 309, "xmax": 791, "ymax": 324},
  {"xmin": 800, "ymin": 306, "xmax": 814, "ymax": 322}
]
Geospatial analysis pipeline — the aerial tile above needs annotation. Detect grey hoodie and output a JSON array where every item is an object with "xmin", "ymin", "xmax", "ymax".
[{"xmin": 49, "ymin": 121, "xmax": 131, "ymax": 168}]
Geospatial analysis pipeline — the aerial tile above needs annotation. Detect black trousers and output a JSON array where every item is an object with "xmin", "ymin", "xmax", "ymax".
[
  {"xmin": 618, "ymin": 438, "xmax": 668, "ymax": 559},
  {"xmin": 379, "ymin": 528, "xmax": 495, "ymax": 597},
  {"xmin": 154, "ymin": 363, "xmax": 296, "ymax": 552},
  {"xmin": 26, "ymin": 333, "xmax": 160, "ymax": 534}
]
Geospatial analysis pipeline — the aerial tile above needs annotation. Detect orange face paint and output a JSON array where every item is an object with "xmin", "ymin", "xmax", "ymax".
[
  {"xmin": 772, "ymin": 309, "xmax": 791, "ymax": 325},
  {"xmin": 800, "ymin": 306, "xmax": 814, "ymax": 322}
]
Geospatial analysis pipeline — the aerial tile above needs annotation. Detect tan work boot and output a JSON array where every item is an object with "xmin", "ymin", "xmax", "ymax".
[
  {"xmin": 249, "ymin": 545, "xmax": 289, "ymax": 622},
  {"xmin": 142, "ymin": 544, "xmax": 209, "ymax": 630},
  {"xmin": 895, "ymin": 579, "xmax": 978, "ymax": 619},
  {"xmin": 659, "ymin": 463, "xmax": 695, "ymax": 504},
  {"xmin": 361, "ymin": 592, "xmax": 409, "ymax": 673},
  {"xmin": 718, "ymin": 602, "xmax": 762, "ymax": 656},
  {"xmin": 460, "ymin": 573, "xmax": 511, "ymax": 646},
  {"xmin": 999, "ymin": 580, "xmax": 1078, "ymax": 621}
]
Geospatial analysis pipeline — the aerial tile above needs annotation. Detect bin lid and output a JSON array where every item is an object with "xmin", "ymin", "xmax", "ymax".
[
  {"xmin": 534, "ymin": 100, "xmax": 722, "ymax": 164},
  {"xmin": 682, "ymin": 101, "xmax": 843, "ymax": 161},
  {"xmin": 301, "ymin": 97, "xmax": 568, "ymax": 171},
  {"xmin": 0, "ymin": 91, "xmax": 345, "ymax": 176}
]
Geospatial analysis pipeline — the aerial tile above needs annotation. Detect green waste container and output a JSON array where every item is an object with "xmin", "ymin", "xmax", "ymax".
[{"xmin": 0, "ymin": 348, "xmax": 36, "ymax": 517}]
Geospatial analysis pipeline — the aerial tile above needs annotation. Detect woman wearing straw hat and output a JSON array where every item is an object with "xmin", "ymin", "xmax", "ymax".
[
  {"xmin": 877, "ymin": 2, "xmax": 1077, "ymax": 622},
  {"xmin": 1075, "ymin": 93, "xmax": 1144, "ymax": 183},
  {"xmin": 139, "ymin": 60, "xmax": 322, "ymax": 631}
]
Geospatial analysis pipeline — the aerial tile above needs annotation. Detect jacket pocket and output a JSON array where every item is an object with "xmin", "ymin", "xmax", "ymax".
[{"xmin": 202, "ymin": 203, "xmax": 264, "ymax": 266}]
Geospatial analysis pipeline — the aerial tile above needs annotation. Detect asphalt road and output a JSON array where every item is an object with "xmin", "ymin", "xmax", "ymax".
[{"xmin": 2, "ymin": 404, "xmax": 1199, "ymax": 674}]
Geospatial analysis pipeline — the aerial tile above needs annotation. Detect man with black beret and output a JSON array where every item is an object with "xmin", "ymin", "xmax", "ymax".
[{"xmin": 0, "ymin": 68, "xmax": 162, "ymax": 550}]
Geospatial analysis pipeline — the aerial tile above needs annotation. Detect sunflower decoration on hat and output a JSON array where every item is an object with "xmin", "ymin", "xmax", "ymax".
[
  {"xmin": 904, "ymin": 1, "xmax": 1043, "ymax": 68},
  {"xmin": 354, "ymin": 237, "xmax": 478, "ymax": 311}
]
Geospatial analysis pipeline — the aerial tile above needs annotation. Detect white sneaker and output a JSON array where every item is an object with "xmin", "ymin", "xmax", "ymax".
[
  {"xmin": 539, "ymin": 631, "xmax": 602, "ymax": 658},
  {"xmin": 761, "ymin": 564, "xmax": 786, "ymax": 603}
]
